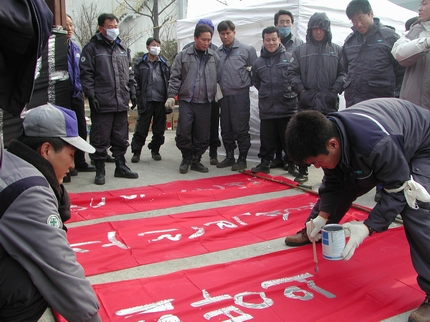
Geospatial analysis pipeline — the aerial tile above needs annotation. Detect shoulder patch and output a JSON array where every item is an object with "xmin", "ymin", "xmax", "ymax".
[{"xmin": 47, "ymin": 214, "xmax": 63, "ymax": 228}]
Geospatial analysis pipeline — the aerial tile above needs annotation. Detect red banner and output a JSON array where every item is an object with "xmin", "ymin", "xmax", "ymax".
[
  {"xmin": 70, "ymin": 194, "xmax": 368, "ymax": 276},
  {"xmin": 68, "ymin": 174, "xmax": 292, "ymax": 222},
  {"xmin": 62, "ymin": 227, "xmax": 421, "ymax": 322}
]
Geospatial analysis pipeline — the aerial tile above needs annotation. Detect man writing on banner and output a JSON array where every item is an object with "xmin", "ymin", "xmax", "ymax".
[{"xmin": 284, "ymin": 97, "xmax": 430, "ymax": 322}]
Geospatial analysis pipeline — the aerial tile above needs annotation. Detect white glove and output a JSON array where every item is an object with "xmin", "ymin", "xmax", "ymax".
[
  {"xmin": 165, "ymin": 98, "xmax": 175, "ymax": 109},
  {"xmin": 306, "ymin": 216, "xmax": 327, "ymax": 242},
  {"xmin": 341, "ymin": 221, "xmax": 369, "ymax": 260}
]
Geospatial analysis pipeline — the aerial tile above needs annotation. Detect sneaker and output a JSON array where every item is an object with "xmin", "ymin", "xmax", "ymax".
[
  {"xmin": 294, "ymin": 173, "xmax": 308, "ymax": 183},
  {"xmin": 151, "ymin": 151, "xmax": 162, "ymax": 161},
  {"xmin": 131, "ymin": 153, "xmax": 140, "ymax": 163},
  {"xmin": 284, "ymin": 228, "xmax": 311, "ymax": 246},
  {"xmin": 409, "ymin": 296, "xmax": 430, "ymax": 322}
]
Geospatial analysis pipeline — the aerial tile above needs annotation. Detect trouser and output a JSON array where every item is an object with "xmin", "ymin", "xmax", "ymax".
[
  {"xmin": 219, "ymin": 92, "xmax": 251, "ymax": 154},
  {"xmin": 258, "ymin": 117, "xmax": 292, "ymax": 162},
  {"xmin": 175, "ymin": 100, "xmax": 211, "ymax": 157},
  {"xmin": 210, "ymin": 101, "xmax": 221, "ymax": 149},
  {"xmin": 89, "ymin": 110, "xmax": 129, "ymax": 160},
  {"xmin": 0, "ymin": 255, "xmax": 48, "ymax": 321},
  {"xmin": 131, "ymin": 101, "xmax": 166, "ymax": 153},
  {"xmin": 71, "ymin": 93, "xmax": 88, "ymax": 167}
]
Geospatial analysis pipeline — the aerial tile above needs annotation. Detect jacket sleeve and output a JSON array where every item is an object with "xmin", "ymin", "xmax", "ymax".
[
  {"xmin": 333, "ymin": 46, "xmax": 346, "ymax": 94},
  {"xmin": 133, "ymin": 63, "xmax": 141, "ymax": 99},
  {"xmin": 388, "ymin": 33, "xmax": 406, "ymax": 88},
  {"xmin": 251, "ymin": 61, "xmax": 261, "ymax": 90},
  {"xmin": 0, "ymin": 185, "xmax": 100, "ymax": 321},
  {"xmin": 167, "ymin": 52, "xmax": 184, "ymax": 98},
  {"xmin": 127, "ymin": 49, "xmax": 137, "ymax": 96},
  {"xmin": 287, "ymin": 48, "xmax": 305, "ymax": 93},
  {"xmin": 392, "ymin": 34, "xmax": 429, "ymax": 67},
  {"xmin": 79, "ymin": 44, "xmax": 95, "ymax": 98}
]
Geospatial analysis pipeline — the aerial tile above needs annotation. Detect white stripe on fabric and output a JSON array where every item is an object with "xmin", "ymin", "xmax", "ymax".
[{"xmin": 351, "ymin": 113, "xmax": 390, "ymax": 135}]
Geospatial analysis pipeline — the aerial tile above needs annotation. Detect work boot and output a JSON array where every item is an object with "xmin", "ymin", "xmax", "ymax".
[
  {"xmin": 232, "ymin": 153, "xmax": 247, "ymax": 171},
  {"xmin": 409, "ymin": 296, "xmax": 430, "ymax": 322},
  {"xmin": 151, "ymin": 150, "xmax": 162, "ymax": 161},
  {"xmin": 270, "ymin": 158, "xmax": 284, "ymax": 169},
  {"xmin": 94, "ymin": 160, "xmax": 106, "ymax": 185},
  {"xmin": 294, "ymin": 166, "xmax": 308, "ymax": 183},
  {"xmin": 114, "ymin": 156, "xmax": 139, "ymax": 179},
  {"xmin": 251, "ymin": 159, "xmax": 271, "ymax": 174},
  {"xmin": 284, "ymin": 227, "xmax": 311, "ymax": 246},
  {"xmin": 191, "ymin": 155, "xmax": 209, "ymax": 173},
  {"xmin": 209, "ymin": 146, "xmax": 218, "ymax": 165},
  {"xmin": 179, "ymin": 151, "xmax": 192, "ymax": 174},
  {"xmin": 286, "ymin": 163, "xmax": 299, "ymax": 176},
  {"xmin": 217, "ymin": 150, "xmax": 235, "ymax": 168},
  {"xmin": 131, "ymin": 152, "xmax": 141, "ymax": 163}
]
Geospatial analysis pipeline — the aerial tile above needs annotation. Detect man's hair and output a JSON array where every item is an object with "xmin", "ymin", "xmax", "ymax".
[
  {"xmin": 285, "ymin": 111, "xmax": 338, "ymax": 164},
  {"xmin": 262, "ymin": 26, "xmax": 280, "ymax": 39},
  {"xmin": 274, "ymin": 10, "xmax": 294, "ymax": 25},
  {"xmin": 217, "ymin": 20, "xmax": 235, "ymax": 32},
  {"xmin": 346, "ymin": 0, "xmax": 372, "ymax": 20},
  {"xmin": 17, "ymin": 136, "xmax": 71, "ymax": 153},
  {"xmin": 66, "ymin": 14, "xmax": 73, "ymax": 21},
  {"xmin": 98, "ymin": 13, "xmax": 119, "ymax": 26},
  {"xmin": 194, "ymin": 24, "xmax": 213, "ymax": 38},
  {"xmin": 146, "ymin": 37, "xmax": 161, "ymax": 46}
]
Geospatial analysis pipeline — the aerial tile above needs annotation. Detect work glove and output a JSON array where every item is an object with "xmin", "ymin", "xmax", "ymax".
[
  {"xmin": 341, "ymin": 221, "xmax": 369, "ymax": 260},
  {"xmin": 165, "ymin": 97, "xmax": 175, "ymax": 114},
  {"xmin": 306, "ymin": 215, "xmax": 327, "ymax": 242},
  {"xmin": 130, "ymin": 95, "xmax": 137, "ymax": 110},
  {"xmin": 88, "ymin": 96, "xmax": 100, "ymax": 112}
]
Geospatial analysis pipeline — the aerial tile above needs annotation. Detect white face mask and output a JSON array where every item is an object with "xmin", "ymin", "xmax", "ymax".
[
  {"xmin": 103, "ymin": 27, "xmax": 120, "ymax": 41},
  {"xmin": 149, "ymin": 46, "xmax": 161, "ymax": 56}
]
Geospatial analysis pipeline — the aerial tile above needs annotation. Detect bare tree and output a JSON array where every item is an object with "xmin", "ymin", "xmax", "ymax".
[{"xmin": 72, "ymin": 3, "xmax": 100, "ymax": 48}]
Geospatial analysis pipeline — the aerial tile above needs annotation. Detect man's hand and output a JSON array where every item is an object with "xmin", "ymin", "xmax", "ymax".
[
  {"xmin": 306, "ymin": 215, "xmax": 327, "ymax": 242},
  {"xmin": 341, "ymin": 221, "xmax": 369, "ymax": 260},
  {"xmin": 88, "ymin": 96, "xmax": 100, "ymax": 112},
  {"xmin": 130, "ymin": 95, "xmax": 137, "ymax": 110},
  {"xmin": 165, "ymin": 98, "xmax": 175, "ymax": 114}
]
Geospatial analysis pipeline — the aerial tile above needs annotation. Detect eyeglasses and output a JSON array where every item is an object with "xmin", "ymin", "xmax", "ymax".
[{"xmin": 350, "ymin": 14, "xmax": 370, "ymax": 26}]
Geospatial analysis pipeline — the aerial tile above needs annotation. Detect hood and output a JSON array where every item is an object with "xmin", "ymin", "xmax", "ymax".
[{"xmin": 306, "ymin": 12, "xmax": 332, "ymax": 45}]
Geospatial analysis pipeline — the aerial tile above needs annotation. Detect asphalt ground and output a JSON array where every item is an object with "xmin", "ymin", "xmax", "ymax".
[{"xmin": 38, "ymin": 129, "xmax": 413, "ymax": 322}]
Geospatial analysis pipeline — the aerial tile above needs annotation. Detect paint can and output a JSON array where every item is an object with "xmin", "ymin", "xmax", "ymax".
[{"xmin": 321, "ymin": 224, "xmax": 345, "ymax": 260}]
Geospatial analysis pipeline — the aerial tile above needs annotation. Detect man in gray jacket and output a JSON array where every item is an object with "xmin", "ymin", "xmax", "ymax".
[
  {"xmin": 80, "ymin": 13, "xmax": 138, "ymax": 185},
  {"xmin": 215, "ymin": 20, "xmax": 258, "ymax": 171}
]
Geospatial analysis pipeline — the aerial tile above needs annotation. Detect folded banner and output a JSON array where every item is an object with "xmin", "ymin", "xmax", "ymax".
[
  {"xmin": 70, "ymin": 194, "xmax": 368, "ymax": 276},
  {"xmin": 68, "ymin": 173, "xmax": 292, "ymax": 223},
  {"xmin": 59, "ymin": 227, "xmax": 421, "ymax": 321}
]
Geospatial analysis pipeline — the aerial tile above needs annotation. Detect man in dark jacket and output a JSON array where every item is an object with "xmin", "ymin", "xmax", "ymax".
[
  {"xmin": 283, "ymin": 98, "xmax": 430, "ymax": 322},
  {"xmin": 288, "ymin": 12, "xmax": 346, "ymax": 183},
  {"xmin": 250, "ymin": 26, "xmax": 298, "ymax": 174},
  {"xmin": 80, "ymin": 13, "xmax": 138, "ymax": 185},
  {"xmin": 130, "ymin": 37, "xmax": 170, "ymax": 163}
]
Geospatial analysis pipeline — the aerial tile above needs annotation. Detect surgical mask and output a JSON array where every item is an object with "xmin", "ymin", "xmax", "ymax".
[
  {"xmin": 149, "ymin": 46, "xmax": 161, "ymax": 56},
  {"xmin": 103, "ymin": 27, "xmax": 120, "ymax": 41},
  {"xmin": 279, "ymin": 26, "xmax": 291, "ymax": 38}
]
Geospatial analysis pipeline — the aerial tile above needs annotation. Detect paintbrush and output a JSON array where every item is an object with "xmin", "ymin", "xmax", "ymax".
[{"xmin": 310, "ymin": 219, "xmax": 319, "ymax": 273}]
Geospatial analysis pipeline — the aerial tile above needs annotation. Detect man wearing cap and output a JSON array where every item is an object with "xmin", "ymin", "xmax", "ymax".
[{"xmin": 0, "ymin": 103, "xmax": 100, "ymax": 321}]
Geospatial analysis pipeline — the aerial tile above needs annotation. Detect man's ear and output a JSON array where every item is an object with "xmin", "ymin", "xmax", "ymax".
[
  {"xmin": 38, "ymin": 142, "xmax": 51, "ymax": 159},
  {"xmin": 327, "ymin": 137, "xmax": 339, "ymax": 150}
]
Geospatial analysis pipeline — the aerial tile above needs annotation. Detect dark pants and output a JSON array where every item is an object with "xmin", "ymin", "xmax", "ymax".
[
  {"xmin": 131, "ymin": 101, "xmax": 166, "ymax": 154},
  {"xmin": 258, "ymin": 117, "xmax": 292, "ymax": 162},
  {"xmin": 89, "ymin": 111, "xmax": 129, "ymax": 160},
  {"xmin": 71, "ymin": 93, "xmax": 88, "ymax": 167},
  {"xmin": 175, "ymin": 100, "xmax": 211, "ymax": 157},
  {"xmin": 0, "ymin": 255, "xmax": 47, "ymax": 321},
  {"xmin": 210, "ymin": 101, "xmax": 221, "ymax": 149},
  {"xmin": 219, "ymin": 92, "xmax": 251, "ymax": 154}
]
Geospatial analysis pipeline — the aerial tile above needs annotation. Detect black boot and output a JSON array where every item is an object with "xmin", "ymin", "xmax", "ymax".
[
  {"xmin": 131, "ymin": 151, "xmax": 141, "ymax": 163},
  {"xmin": 209, "ymin": 146, "xmax": 218, "ymax": 165},
  {"xmin": 294, "ymin": 166, "xmax": 308, "ymax": 183},
  {"xmin": 179, "ymin": 150, "xmax": 192, "ymax": 174},
  {"xmin": 216, "ymin": 150, "xmax": 235, "ymax": 168},
  {"xmin": 191, "ymin": 155, "xmax": 209, "ymax": 173},
  {"xmin": 232, "ymin": 152, "xmax": 247, "ymax": 171},
  {"xmin": 151, "ymin": 147, "xmax": 162, "ymax": 161},
  {"xmin": 94, "ymin": 160, "xmax": 106, "ymax": 185},
  {"xmin": 251, "ymin": 158, "xmax": 271, "ymax": 174},
  {"xmin": 286, "ymin": 162, "xmax": 299, "ymax": 176},
  {"xmin": 114, "ymin": 156, "xmax": 139, "ymax": 179}
]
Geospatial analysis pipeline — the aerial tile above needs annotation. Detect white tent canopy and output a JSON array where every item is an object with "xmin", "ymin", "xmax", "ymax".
[{"xmin": 177, "ymin": 0, "xmax": 416, "ymax": 162}]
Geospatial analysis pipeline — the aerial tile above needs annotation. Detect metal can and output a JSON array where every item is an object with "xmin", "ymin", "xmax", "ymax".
[{"xmin": 321, "ymin": 224, "xmax": 345, "ymax": 260}]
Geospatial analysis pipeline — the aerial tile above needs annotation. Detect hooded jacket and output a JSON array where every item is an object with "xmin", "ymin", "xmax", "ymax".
[
  {"xmin": 252, "ymin": 44, "xmax": 298, "ymax": 119},
  {"xmin": 343, "ymin": 18, "xmax": 405, "ymax": 107},
  {"xmin": 288, "ymin": 12, "xmax": 345, "ymax": 115},
  {"xmin": 80, "ymin": 33, "xmax": 136, "ymax": 112}
]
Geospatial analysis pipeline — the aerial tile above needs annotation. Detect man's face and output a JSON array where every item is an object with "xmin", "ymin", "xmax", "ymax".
[
  {"xmin": 350, "ymin": 10, "xmax": 374, "ymax": 36},
  {"xmin": 304, "ymin": 138, "xmax": 341, "ymax": 170},
  {"xmin": 65, "ymin": 16, "xmax": 74, "ymax": 39},
  {"xmin": 277, "ymin": 14, "xmax": 293, "ymax": 27},
  {"xmin": 263, "ymin": 32, "xmax": 281, "ymax": 53},
  {"xmin": 312, "ymin": 28, "xmax": 326, "ymax": 42},
  {"xmin": 418, "ymin": 0, "xmax": 430, "ymax": 22},
  {"xmin": 98, "ymin": 19, "xmax": 119, "ymax": 38},
  {"xmin": 41, "ymin": 143, "xmax": 76, "ymax": 184},
  {"xmin": 194, "ymin": 32, "xmax": 212, "ymax": 50},
  {"xmin": 219, "ymin": 28, "xmax": 236, "ymax": 47}
]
